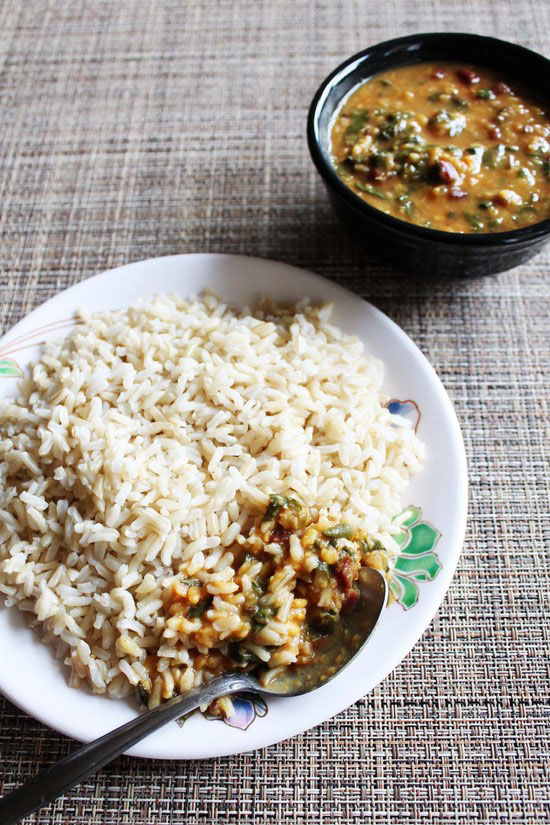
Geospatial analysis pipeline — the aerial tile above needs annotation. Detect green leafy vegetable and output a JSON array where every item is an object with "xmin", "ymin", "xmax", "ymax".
[
  {"xmin": 251, "ymin": 580, "xmax": 265, "ymax": 597},
  {"xmin": 316, "ymin": 560, "xmax": 331, "ymax": 579},
  {"xmin": 376, "ymin": 111, "xmax": 413, "ymax": 141},
  {"xmin": 136, "ymin": 684, "xmax": 150, "ymax": 707},
  {"xmin": 250, "ymin": 606, "xmax": 275, "ymax": 632},
  {"xmin": 355, "ymin": 182, "xmax": 387, "ymax": 199},
  {"xmin": 476, "ymin": 88, "xmax": 496, "ymax": 100},
  {"xmin": 323, "ymin": 523, "xmax": 353, "ymax": 541},
  {"xmin": 344, "ymin": 109, "xmax": 370, "ymax": 145},
  {"xmin": 463, "ymin": 212, "xmax": 485, "ymax": 231},
  {"xmin": 370, "ymin": 152, "xmax": 387, "ymax": 169},
  {"xmin": 483, "ymin": 144, "xmax": 506, "ymax": 168},
  {"xmin": 359, "ymin": 537, "xmax": 385, "ymax": 555},
  {"xmin": 517, "ymin": 206, "xmax": 537, "ymax": 216},
  {"xmin": 228, "ymin": 643, "xmax": 262, "ymax": 666},
  {"xmin": 181, "ymin": 577, "xmax": 201, "ymax": 588},
  {"xmin": 188, "ymin": 597, "xmax": 213, "ymax": 618},
  {"xmin": 263, "ymin": 493, "xmax": 302, "ymax": 521},
  {"xmin": 517, "ymin": 194, "xmax": 538, "ymax": 216},
  {"xmin": 309, "ymin": 610, "xmax": 338, "ymax": 635}
]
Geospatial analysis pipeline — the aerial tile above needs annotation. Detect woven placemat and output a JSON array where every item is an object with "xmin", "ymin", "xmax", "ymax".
[{"xmin": 0, "ymin": 1, "xmax": 549, "ymax": 822}]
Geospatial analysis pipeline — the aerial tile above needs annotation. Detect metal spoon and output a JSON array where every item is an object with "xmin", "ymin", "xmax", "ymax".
[{"xmin": 0, "ymin": 567, "xmax": 387, "ymax": 824}]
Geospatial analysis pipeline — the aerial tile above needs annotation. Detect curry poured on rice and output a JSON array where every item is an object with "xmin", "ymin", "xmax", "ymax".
[{"xmin": 143, "ymin": 494, "xmax": 389, "ymax": 711}]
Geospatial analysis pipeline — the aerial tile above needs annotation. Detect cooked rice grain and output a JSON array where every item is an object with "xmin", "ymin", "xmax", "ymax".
[{"xmin": 0, "ymin": 291, "xmax": 423, "ymax": 699}]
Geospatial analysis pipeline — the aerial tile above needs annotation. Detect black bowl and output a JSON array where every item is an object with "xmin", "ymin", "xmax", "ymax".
[{"xmin": 307, "ymin": 32, "xmax": 550, "ymax": 277}]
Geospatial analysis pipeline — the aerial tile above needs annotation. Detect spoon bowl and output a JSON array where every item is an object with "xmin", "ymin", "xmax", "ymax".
[{"xmin": 258, "ymin": 566, "xmax": 388, "ymax": 696}]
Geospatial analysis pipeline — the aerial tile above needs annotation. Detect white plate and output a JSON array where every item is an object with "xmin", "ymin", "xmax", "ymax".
[{"xmin": 0, "ymin": 254, "xmax": 467, "ymax": 759}]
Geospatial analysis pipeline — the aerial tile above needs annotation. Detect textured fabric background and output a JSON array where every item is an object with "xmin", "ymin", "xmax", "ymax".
[{"xmin": 0, "ymin": 1, "xmax": 549, "ymax": 823}]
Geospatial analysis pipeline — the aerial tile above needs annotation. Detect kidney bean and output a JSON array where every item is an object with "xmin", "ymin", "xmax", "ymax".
[
  {"xmin": 368, "ymin": 166, "xmax": 387, "ymax": 182},
  {"xmin": 437, "ymin": 160, "xmax": 459, "ymax": 183},
  {"xmin": 270, "ymin": 526, "xmax": 291, "ymax": 548},
  {"xmin": 457, "ymin": 68, "xmax": 480, "ymax": 85},
  {"xmin": 335, "ymin": 557, "xmax": 354, "ymax": 591},
  {"xmin": 492, "ymin": 82, "xmax": 512, "ymax": 95},
  {"xmin": 341, "ymin": 588, "xmax": 360, "ymax": 615},
  {"xmin": 431, "ymin": 68, "xmax": 446, "ymax": 79}
]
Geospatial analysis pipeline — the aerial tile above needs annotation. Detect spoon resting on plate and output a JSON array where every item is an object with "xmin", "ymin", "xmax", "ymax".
[{"xmin": 0, "ymin": 567, "xmax": 387, "ymax": 825}]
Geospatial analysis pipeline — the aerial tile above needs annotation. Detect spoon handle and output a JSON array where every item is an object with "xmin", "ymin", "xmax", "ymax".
[{"xmin": 0, "ymin": 673, "xmax": 254, "ymax": 825}]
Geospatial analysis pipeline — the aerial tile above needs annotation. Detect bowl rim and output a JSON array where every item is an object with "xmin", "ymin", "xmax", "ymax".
[{"xmin": 307, "ymin": 31, "xmax": 550, "ymax": 246}]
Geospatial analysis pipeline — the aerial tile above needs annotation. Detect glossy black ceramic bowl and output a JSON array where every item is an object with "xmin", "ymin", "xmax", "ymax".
[{"xmin": 307, "ymin": 32, "xmax": 550, "ymax": 277}]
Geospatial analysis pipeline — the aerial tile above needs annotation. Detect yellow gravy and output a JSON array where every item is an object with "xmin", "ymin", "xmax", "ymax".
[{"xmin": 331, "ymin": 63, "xmax": 550, "ymax": 232}]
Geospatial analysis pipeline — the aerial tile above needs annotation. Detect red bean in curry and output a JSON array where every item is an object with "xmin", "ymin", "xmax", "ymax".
[{"xmin": 331, "ymin": 63, "xmax": 550, "ymax": 232}]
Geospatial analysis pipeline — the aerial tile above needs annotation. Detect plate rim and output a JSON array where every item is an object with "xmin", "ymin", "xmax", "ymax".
[{"xmin": 0, "ymin": 253, "xmax": 468, "ymax": 759}]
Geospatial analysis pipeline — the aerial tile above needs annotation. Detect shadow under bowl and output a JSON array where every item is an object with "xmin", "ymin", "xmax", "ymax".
[{"xmin": 307, "ymin": 32, "xmax": 550, "ymax": 277}]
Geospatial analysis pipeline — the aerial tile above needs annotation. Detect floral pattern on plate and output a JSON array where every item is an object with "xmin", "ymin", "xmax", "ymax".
[
  {"xmin": 390, "ymin": 506, "xmax": 442, "ymax": 610},
  {"xmin": 0, "ymin": 358, "xmax": 23, "ymax": 378},
  {"xmin": 385, "ymin": 398, "xmax": 421, "ymax": 432},
  {"xmin": 205, "ymin": 693, "xmax": 268, "ymax": 731},
  {"xmin": 0, "ymin": 317, "xmax": 81, "ymax": 377}
]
